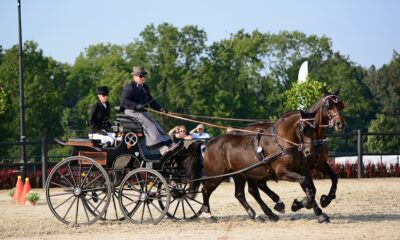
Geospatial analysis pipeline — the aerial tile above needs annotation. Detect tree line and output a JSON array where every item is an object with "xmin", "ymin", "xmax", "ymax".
[{"xmin": 0, "ymin": 23, "xmax": 399, "ymax": 158}]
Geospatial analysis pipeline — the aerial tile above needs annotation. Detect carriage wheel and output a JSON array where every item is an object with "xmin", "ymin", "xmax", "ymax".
[
  {"xmin": 83, "ymin": 171, "xmax": 126, "ymax": 221},
  {"xmin": 45, "ymin": 156, "xmax": 112, "ymax": 226},
  {"xmin": 118, "ymin": 168, "xmax": 170, "ymax": 224},
  {"xmin": 159, "ymin": 181, "xmax": 203, "ymax": 220},
  {"xmin": 99, "ymin": 171, "xmax": 126, "ymax": 221}
]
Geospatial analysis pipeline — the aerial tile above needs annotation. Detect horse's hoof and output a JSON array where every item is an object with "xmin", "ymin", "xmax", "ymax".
[
  {"xmin": 301, "ymin": 196, "xmax": 313, "ymax": 209},
  {"xmin": 291, "ymin": 199, "xmax": 303, "ymax": 212},
  {"xmin": 205, "ymin": 216, "xmax": 218, "ymax": 223},
  {"xmin": 320, "ymin": 195, "xmax": 331, "ymax": 208},
  {"xmin": 318, "ymin": 213, "xmax": 330, "ymax": 223},
  {"xmin": 254, "ymin": 216, "xmax": 265, "ymax": 223},
  {"xmin": 267, "ymin": 213, "xmax": 279, "ymax": 222},
  {"xmin": 273, "ymin": 202, "xmax": 285, "ymax": 214}
]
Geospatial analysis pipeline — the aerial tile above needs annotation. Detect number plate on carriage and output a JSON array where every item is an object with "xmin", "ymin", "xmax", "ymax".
[{"xmin": 78, "ymin": 151, "xmax": 107, "ymax": 165}]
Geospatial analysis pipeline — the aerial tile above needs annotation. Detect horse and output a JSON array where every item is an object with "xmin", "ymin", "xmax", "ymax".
[
  {"xmin": 185, "ymin": 110, "xmax": 320, "ymax": 223},
  {"xmin": 238, "ymin": 89, "xmax": 345, "ymax": 222}
]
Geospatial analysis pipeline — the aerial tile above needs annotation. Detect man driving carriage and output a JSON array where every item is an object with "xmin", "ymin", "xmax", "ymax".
[{"xmin": 120, "ymin": 66, "xmax": 178, "ymax": 155}]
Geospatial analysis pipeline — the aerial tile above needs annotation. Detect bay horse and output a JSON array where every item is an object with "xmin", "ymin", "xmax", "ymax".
[
  {"xmin": 240, "ymin": 89, "xmax": 345, "ymax": 222},
  {"xmin": 186, "ymin": 110, "xmax": 319, "ymax": 222}
]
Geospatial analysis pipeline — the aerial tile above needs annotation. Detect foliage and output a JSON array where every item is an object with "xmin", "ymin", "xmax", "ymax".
[
  {"xmin": 0, "ymin": 86, "xmax": 6, "ymax": 115},
  {"xmin": 8, "ymin": 188, "xmax": 15, "ymax": 197},
  {"xmin": 0, "ymin": 41, "xmax": 67, "ymax": 157},
  {"xmin": 363, "ymin": 51, "xmax": 400, "ymax": 115},
  {"xmin": 365, "ymin": 114, "xmax": 400, "ymax": 153},
  {"xmin": 0, "ymin": 23, "xmax": 399, "ymax": 157},
  {"xmin": 284, "ymin": 78, "xmax": 325, "ymax": 110},
  {"xmin": 25, "ymin": 190, "xmax": 40, "ymax": 202}
]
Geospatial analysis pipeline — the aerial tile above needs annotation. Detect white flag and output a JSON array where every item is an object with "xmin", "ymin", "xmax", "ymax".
[{"xmin": 298, "ymin": 61, "xmax": 308, "ymax": 83}]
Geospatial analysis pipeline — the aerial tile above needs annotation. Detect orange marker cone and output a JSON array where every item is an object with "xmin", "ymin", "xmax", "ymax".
[
  {"xmin": 13, "ymin": 176, "xmax": 23, "ymax": 202},
  {"xmin": 19, "ymin": 177, "xmax": 31, "ymax": 205}
]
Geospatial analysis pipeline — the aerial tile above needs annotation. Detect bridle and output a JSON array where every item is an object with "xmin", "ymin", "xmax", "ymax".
[
  {"xmin": 273, "ymin": 117, "xmax": 317, "ymax": 156},
  {"xmin": 319, "ymin": 95, "xmax": 343, "ymax": 128}
]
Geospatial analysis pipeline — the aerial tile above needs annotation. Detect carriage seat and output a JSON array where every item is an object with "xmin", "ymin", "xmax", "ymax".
[{"xmin": 113, "ymin": 114, "xmax": 143, "ymax": 133}]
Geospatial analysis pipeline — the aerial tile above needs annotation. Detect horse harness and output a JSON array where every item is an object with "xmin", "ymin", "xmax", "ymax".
[{"xmin": 253, "ymin": 117, "xmax": 317, "ymax": 168}]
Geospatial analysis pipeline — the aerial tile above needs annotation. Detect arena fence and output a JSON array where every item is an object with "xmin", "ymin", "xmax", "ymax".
[{"xmin": 1, "ymin": 130, "xmax": 399, "ymax": 189}]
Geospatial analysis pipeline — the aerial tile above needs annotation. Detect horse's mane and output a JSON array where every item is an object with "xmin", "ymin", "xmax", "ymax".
[
  {"xmin": 274, "ymin": 110, "xmax": 301, "ymax": 127},
  {"xmin": 309, "ymin": 97, "xmax": 324, "ymax": 112},
  {"xmin": 278, "ymin": 110, "xmax": 301, "ymax": 119}
]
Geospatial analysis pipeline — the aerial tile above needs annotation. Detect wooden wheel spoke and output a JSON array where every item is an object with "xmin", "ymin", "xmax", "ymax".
[
  {"xmin": 54, "ymin": 194, "xmax": 75, "ymax": 210},
  {"xmin": 146, "ymin": 203, "xmax": 154, "ymax": 223},
  {"xmin": 62, "ymin": 196, "xmax": 77, "ymax": 220},
  {"xmin": 184, "ymin": 198, "xmax": 197, "ymax": 216}
]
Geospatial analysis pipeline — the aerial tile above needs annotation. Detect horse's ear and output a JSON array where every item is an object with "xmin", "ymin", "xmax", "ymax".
[
  {"xmin": 303, "ymin": 110, "xmax": 317, "ymax": 119},
  {"xmin": 334, "ymin": 87, "xmax": 341, "ymax": 96},
  {"xmin": 300, "ymin": 110, "xmax": 312, "ymax": 118},
  {"xmin": 309, "ymin": 110, "xmax": 318, "ymax": 118}
]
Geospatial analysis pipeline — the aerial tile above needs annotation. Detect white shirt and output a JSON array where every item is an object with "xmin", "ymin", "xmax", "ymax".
[{"xmin": 192, "ymin": 132, "xmax": 211, "ymax": 139}]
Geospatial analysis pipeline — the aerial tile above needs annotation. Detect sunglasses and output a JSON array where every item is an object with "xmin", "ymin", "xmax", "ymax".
[{"xmin": 135, "ymin": 74, "xmax": 146, "ymax": 78}]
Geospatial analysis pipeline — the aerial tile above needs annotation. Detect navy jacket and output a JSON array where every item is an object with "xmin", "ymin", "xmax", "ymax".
[
  {"xmin": 120, "ymin": 82, "xmax": 161, "ymax": 111},
  {"xmin": 88, "ymin": 101, "xmax": 111, "ymax": 133}
]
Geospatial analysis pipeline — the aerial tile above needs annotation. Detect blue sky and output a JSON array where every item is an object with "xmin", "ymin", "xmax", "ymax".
[{"xmin": 1, "ymin": 0, "xmax": 399, "ymax": 68}]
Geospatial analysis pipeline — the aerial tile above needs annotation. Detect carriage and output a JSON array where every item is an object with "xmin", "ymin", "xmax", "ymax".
[
  {"xmin": 46, "ymin": 111, "xmax": 204, "ymax": 226},
  {"xmin": 46, "ymin": 90, "xmax": 346, "ymax": 226}
]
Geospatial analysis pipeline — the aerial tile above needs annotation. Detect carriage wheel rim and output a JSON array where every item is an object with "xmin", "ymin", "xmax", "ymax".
[
  {"xmin": 118, "ymin": 168, "xmax": 170, "ymax": 224},
  {"xmin": 45, "ymin": 156, "xmax": 112, "ymax": 226}
]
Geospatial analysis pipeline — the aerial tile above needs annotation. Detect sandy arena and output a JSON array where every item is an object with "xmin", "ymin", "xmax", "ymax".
[{"xmin": 1, "ymin": 178, "xmax": 399, "ymax": 240}]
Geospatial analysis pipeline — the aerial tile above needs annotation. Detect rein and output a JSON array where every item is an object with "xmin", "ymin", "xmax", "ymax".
[
  {"xmin": 184, "ymin": 146, "xmax": 297, "ymax": 184},
  {"xmin": 146, "ymin": 108, "xmax": 274, "ymax": 136},
  {"xmin": 165, "ymin": 111, "xmax": 265, "ymax": 123},
  {"xmin": 147, "ymin": 108, "xmax": 313, "ymax": 150}
]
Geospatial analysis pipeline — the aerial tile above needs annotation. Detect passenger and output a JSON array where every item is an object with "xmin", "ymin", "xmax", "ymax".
[
  {"xmin": 120, "ymin": 66, "xmax": 176, "ymax": 155},
  {"xmin": 168, "ymin": 125, "xmax": 193, "ymax": 142},
  {"xmin": 88, "ymin": 86, "xmax": 115, "ymax": 148},
  {"xmin": 190, "ymin": 124, "xmax": 211, "ymax": 139}
]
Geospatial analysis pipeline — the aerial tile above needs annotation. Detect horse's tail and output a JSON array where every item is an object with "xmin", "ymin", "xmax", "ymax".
[{"xmin": 184, "ymin": 141, "xmax": 204, "ymax": 195}]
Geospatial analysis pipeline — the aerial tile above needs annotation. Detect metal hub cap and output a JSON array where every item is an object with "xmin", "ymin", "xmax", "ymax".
[
  {"xmin": 73, "ymin": 187, "xmax": 82, "ymax": 196},
  {"xmin": 139, "ymin": 193, "xmax": 148, "ymax": 201}
]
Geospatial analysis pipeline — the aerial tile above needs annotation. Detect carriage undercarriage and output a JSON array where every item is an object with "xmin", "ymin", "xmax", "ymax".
[{"xmin": 46, "ymin": 114, "xmax": 203, "ymax": 226}]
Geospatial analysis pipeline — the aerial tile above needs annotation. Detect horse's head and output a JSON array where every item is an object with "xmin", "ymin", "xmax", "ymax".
[
  {"xmin": 319, "ymin": 88, "xmax": 346, "ymax": 131},
  {"xmin": 297, "ymin": 110, "xmax": 318, "ymax": 158}
]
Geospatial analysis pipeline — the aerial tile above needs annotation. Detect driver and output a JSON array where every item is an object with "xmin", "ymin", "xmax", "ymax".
[{"xmin": 120, "ymin": 66, "xmax": 177, "ymax": 155}]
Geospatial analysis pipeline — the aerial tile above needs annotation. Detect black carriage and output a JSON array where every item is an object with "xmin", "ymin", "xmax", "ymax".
[{"xmin": 45, "ymin": 112, "xmax": 204, "ymax": 226}]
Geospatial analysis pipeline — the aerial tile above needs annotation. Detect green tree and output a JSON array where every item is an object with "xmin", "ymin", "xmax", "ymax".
[
  {"xmin": 284, "ymin": 78, "xmax": 325, "ymax": 110},
  {"xmin": 0, "ymin": 41, "xmax": 67, "ymax": 157},
  {"xmin": 365, "ymin": 114, "xmax": 400, "ymax": 153},
  {"xmin": 65, "ymin": 43, "xmax": 129, "ymax": 131}
]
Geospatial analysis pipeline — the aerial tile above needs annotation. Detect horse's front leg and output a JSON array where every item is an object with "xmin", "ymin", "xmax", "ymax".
[
  {"xmin": 281, "ymin": 170, "xmax": 330, "ymax": 223},
  {"xmin": 319, "ymin": 161, "xmax": 338, "ymax": 208}
]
